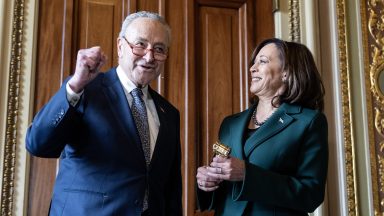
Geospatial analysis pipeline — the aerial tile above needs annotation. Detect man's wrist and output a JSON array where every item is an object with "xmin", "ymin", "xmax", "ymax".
[
  {"xmin": 66, "ymin": 82, "xmax": 83, "ymax": 107},
  {"xmin": 68, "ymin": 79, "xmax": 83, "ymax": 93}
]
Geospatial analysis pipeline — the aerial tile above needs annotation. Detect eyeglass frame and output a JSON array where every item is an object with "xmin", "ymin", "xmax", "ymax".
[{"xmin": 122, "ymin": 36, "xmax": 168, "ymax": 61}]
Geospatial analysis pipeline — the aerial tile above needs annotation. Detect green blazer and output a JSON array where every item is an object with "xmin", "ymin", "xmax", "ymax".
[{"xmin": 198, "ymin": 103, "xmax": 328, "ymax": 216}]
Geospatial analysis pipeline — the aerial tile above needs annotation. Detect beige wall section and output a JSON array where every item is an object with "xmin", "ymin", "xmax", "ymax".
[
  {"xmin": 299, "ymin": 0, "xmax": 321, "ymax": 67},
  {"xmin": 0, "ymin": 0, "xmax": 38, "ymax": 215},
  {"xmin": 273, "ymin": 0, "xmax": 373, "ymax": 215},
  {"xmin": 273, "ymin": 0, "xmax": 290, "ymax": 41},
  {"xmin": 317, "ymin": 0, "xmax": 374, "ymax": 215},
  {"xmin": 310, "ymin": 0, "xmax": 375, "ymax": 215},
  {"xmin": 299, "ymin": 3, "xmax": 329, "ymax": 216},
  {"xmin": 345, "ymin": 0, "xmax": 374, "ymax": 215},
  {"xmin": 318, "ymin": 0, "xmax": 348, "ymax": 215}
]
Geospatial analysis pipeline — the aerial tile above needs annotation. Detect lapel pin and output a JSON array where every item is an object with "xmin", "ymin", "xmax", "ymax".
[
  {"xmin": 160, "ymin": 107, "xmax": 165, "ymax": 113},
  {"xmin": 279, "ymin": 118, "xmax": 284, "ymax": 124}
]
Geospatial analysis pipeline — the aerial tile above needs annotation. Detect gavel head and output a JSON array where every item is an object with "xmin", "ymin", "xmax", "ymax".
[{"xmin": 212, "ymin": 141, "xmax": 231, "ymax": 158}]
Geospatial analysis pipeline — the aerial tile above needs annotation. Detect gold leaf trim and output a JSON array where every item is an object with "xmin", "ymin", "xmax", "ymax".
[
  {"xmin": 1, "ymin": 0, "xmax": 25, "ymax": 215},
  {"xmin": 288, "ymin": 0, "xmax": 300, "ymax": 42},
  {"xmin": 360, "ymin": 0, "xmax": 380, "ymax": 215},
  {"xmin": 365, "ymin": 0, "xmax": 384, "ymax": 214},
  {"xmin": 336, "ymin": 0, "xmax": 358, "ymax": 215}
]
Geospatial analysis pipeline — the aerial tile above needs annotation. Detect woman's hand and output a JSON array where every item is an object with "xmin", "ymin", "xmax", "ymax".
[
  {"xmin": 196, "ymin": 166, "xmax": 221, "ymax": 192},
  {"xmin": 207, "ymin": 156, "xmax": 245, "ymax": 182},
  {"xmin": 196, "ymin": 156, "xmax": 245, "ymax": 192}
]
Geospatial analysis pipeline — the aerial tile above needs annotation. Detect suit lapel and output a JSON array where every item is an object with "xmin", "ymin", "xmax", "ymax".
[
  {"xmin": 147, "ymin": 88, "xmax": 169, "ymax": 168},
  {"xmin": 243, "ymin": 103, "xmax": 300, "ymax": 158},
  {"xmin": 229, "ymin": 109, "xmax": 253, "ymax": 160},
  {"xmin": 102, "ymin": 69, "xmax": 142, "ymax": 153},
  {"xmin": 243, "ymin": 110, "xmax": 293, "ymax": 157}
]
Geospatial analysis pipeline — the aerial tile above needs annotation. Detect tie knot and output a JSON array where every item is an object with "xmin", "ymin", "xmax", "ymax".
[{"xmin": 131, "ymin": 88, "xmax": 143, "ymax": 99}]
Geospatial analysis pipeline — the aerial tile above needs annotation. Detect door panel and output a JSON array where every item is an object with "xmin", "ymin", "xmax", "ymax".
[
  {"xmin": 195, "ymin": 2, "xmax": 273, "ymax": 214},
  {"xmin": 28, "ymin": 0, "xmax": 66, "ymax": 214},
  {"xmin": 198, "ymin": 6, "xmax": 241, "ymax": 167},
  {"xmin": 78, "ymin": 0, "xmax": 124, "ymax": 71},
  {"xmin": 28, "ymin": 0, "xmax": 273, "ymax": 215}
]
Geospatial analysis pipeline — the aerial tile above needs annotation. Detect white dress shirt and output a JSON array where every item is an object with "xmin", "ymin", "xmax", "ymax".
[{"xmin": 66, "ymin": 66, "xmax": 160, "ymax": 159}]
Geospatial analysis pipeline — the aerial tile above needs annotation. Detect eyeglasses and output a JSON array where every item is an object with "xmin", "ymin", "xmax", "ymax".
[{"xmin": 122, "ymin": 36, "xmax": 168, "ymax": 61}]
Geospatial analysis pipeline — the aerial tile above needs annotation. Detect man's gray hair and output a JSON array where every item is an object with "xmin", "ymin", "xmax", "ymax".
[{"xmin": 119, "ymin": 11, "xmax": 171, "ymax": 43}]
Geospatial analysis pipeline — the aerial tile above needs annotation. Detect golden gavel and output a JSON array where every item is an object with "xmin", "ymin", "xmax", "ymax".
[{"xmin": 213, "ymin": 141, "xmax": 231, "ymax": 158}]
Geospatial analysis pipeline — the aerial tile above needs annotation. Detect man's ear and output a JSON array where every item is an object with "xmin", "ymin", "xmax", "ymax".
[{"xmin": 117, "ymin": 37, "xmax": 123, "ymax": 57}]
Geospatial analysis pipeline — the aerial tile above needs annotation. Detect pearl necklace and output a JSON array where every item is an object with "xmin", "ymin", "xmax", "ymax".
[{"xmin": 252, "ymin": 109, "xmax": 264, "ymax": 126}]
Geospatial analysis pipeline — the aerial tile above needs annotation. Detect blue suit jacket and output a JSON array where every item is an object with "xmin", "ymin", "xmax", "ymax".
[
  {"xmin": 198, "ymin": 103, "xmax": 328, "ymax": 216},
  {"xmin": 26, "ymin": 68, "xmax": 182, "ymax": 216}
]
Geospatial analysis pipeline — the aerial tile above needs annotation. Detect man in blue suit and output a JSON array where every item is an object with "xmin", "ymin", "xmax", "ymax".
[{"xmin": 26, "ymin": 11, "xmax": 182, "ymax": 216}]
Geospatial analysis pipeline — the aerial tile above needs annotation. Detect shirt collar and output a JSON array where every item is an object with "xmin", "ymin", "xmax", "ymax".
[{"xmin": 116, "ymin": 65, "xmax": 149, "ymax": 100}]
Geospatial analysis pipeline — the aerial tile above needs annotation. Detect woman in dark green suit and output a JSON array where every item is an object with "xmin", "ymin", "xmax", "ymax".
[{"xmin": 196, "ymin": 38, "xmax": 328, "ymax": 216}]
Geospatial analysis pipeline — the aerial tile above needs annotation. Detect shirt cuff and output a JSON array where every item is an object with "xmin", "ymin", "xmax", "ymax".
[{"xmin": 66, "ymin": 82, "xmax": 83, "ymax": 107}]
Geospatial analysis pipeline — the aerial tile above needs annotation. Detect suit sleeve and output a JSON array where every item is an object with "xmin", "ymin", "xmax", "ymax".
[
  {"xmin": 26, "ymin": 78, "xmax": 83, "ymax": 158},
  {"xmin": 232, "ymin": 112, "xmax": 328, "ymax": 212},
  {"xmin": 165, "ymin": 110, "xmax": 183, "ymax": 215}
]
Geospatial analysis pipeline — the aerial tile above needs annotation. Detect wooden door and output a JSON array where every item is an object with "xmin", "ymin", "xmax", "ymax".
[{"xmin": 28, "ymin": 0, "xmax": 274, "ymax": 215}]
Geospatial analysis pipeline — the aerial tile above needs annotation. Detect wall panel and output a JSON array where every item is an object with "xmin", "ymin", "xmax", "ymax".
[
  {"xmin": 29, "ymin": 1, "xmax": 274, "ymax": 215},
  {"xmin": 198, "ymin": 6, "xmax": 239, "ymax": 165},
  {"xmin": 28, "ymin": 0, "xmax": 66, "ymax": 215},
  {"xmin": 78, "ymin": 0, "xmax": 123, "ymax": 71}
]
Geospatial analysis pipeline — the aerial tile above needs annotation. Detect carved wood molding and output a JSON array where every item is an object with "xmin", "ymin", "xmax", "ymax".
[
  {"xmin": 1, "ymin": 0, "xmax": 25, "ymax": 215},
  {"xmin": 363, "ymin": 0, "xmax": 384, "ymax": 214},
  {"xmin": 336, "ymin": 0, "xmax": 358, "ymax": 215},
  {"xmin": 288, "ymin": 0, "xmax": 300, "ymax": 42}
]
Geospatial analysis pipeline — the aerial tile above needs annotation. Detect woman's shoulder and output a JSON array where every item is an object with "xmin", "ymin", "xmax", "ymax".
[{"xmin": 283, "ymin": 103, "xmax": 326, "ymax": 123}]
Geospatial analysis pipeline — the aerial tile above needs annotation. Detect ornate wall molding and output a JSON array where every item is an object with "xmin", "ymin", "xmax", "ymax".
[
  {"xmin": 288, "ymin": 0, "xmax": 300, "ymax": 42},
  {"xmin": 336, "ymin": 0, "xmax": 358, "ymax": 215},
  {"xmin": 1, "ymin": 0, "xmax": 25, "ymax": 215},
  {"xmin": 363, "ymin": 0, "xmax": 384, "ymax": 215}
]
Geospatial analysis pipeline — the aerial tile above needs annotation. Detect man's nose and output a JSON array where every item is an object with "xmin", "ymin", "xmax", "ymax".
[{"xmin": 143, "ymin": 49, "xmax": 155, "ymax": 62}]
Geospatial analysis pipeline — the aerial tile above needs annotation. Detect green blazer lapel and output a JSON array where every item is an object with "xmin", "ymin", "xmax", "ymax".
[
  {"xmin": 228, "ymin": 106, "xmax": 255, "ymax": 160},
  {"xmin": 243, "ymin": 103, "xmax": 300, "ymax": 158}
]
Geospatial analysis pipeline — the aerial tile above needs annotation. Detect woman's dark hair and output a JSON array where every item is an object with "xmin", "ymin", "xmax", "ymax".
[{"xmin": 249, "ymin": 38, "xmax": 325, "ymax": 111}]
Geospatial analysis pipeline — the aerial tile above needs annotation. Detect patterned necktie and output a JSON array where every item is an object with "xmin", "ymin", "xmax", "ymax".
[
  {"xmin": 130, "ymin": 88, "xmax": 150, "ymax": 211},
  {"xmin": 130, "ymin": 88, "xmax": 151, "ymax": 166}
]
